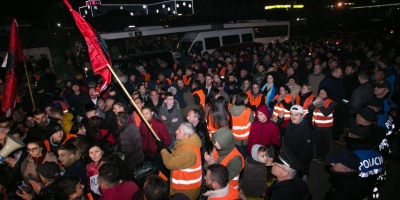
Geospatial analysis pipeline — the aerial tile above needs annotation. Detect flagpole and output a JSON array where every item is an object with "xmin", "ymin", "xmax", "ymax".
[
  {"xmin": 106, "ymin": 64, "xmax": 160, "ymax": 141},
  {"xmin": 22, "ymin": 60, "xmax": 35, "ymax": 109}
]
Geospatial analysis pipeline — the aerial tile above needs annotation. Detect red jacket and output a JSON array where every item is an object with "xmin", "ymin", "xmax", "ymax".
[
  {"xmin": 99, "ymin": 129, "xmax": 116, "ymax": 145},
  {"xmin": 140, "ymin": 117, "xmax": 172, "ymax": 156},
  {"xmin": 99, "ymin": 181, "xmax": 139, "ymax": 200},
  {"xmin": 247, "ymin": 105, "xmax": 281, "ymax": 156}
]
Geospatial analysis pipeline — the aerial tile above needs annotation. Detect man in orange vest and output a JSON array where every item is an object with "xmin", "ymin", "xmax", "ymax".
[
  {"xmin": 204, "ymin": 127, "xmax": 244, "ymax": 190},
  {"xmin": 203, "ymin": 164, "xmax": 239, "ymax": 199},
  {"xmin": 192, "ymin": 80, "xmax": 206, "ymax": 107},
  {"xmin": 44, "ymin": 122, "xmax": 76, "ymax": 156},
  {"xmin": 158, "ymin": 122, "xmax": 202, "ymax": 199}
]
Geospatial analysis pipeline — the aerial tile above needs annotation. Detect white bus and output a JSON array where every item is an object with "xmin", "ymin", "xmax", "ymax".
[
  {"xmin": 174, "ymin": 20, "xmax": 290, "ymax": 56},
  {"xmin": 100, "ymin": 24, "xmax": 212, "ymax": 58}
]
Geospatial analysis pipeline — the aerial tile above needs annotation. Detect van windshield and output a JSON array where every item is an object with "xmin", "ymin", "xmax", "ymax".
[{"xmin": 174, "ymin": 41, "xmax": 192, "ymax": 53}]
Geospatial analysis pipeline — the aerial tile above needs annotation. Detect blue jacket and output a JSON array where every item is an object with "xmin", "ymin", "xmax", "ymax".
[
  {"xmin": 353, "ymin": 149, "xmax": 384, "ymax": 178},
  {"xmin": 65, "ymin": 158, "xmax": 87, "ymax": 187}
]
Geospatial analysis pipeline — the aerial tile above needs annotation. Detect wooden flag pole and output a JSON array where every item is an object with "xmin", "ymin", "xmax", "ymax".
[
  {"xmin": 106, "ymin": 64, "xmax": 160, "ymax": 141},
  {"xmin": 22, "ymin": 60, "xmax": 35, "ymax": 109}
]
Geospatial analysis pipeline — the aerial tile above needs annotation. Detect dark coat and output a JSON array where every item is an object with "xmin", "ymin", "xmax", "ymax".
[
  {"xmin": 116, "ymin": 123, "xmax": 145, "ymax": 171},
  {"xmin": 194, "ymin": 121, "xmax": 212, "ymax": 158},
  {"xmin": 348, "ymin": 82, "xmax": 374, "ymax": 114},
  {"xmin": 67, "ymin": 91, "xmax": 91, "ymax": 116},
  {"xmin": 266, "ymin": 177, "xmax": 311, "ymax": 200},
  {"xmin": 319, "ymin": 74, "xmax": 344, "ymax": 102},
  {"xmin": 283, "ymin": 120, "xmax": 314, "ymax": 175},
  {"xmin": 242, "ymin": 157, "xmax": 268, "ymax": 197},
  {"xmin": 324, "ymin": 170, "xmax": 369, "ymax": 200},
  {"xmin": 65, "ymin": 158, "xmax": 87, "ymax": 187},
  {"xmin": 158, "ymin": 101, "xmax": 185, "ymax": 141},
  {"xmin": 105, "ymin": 110, "xmax": 118, "ymax": 137}
]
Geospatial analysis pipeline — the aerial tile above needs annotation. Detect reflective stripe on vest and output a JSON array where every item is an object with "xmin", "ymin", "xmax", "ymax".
[
  {"xmin": 295, "ymin": 94, "xmax": 314, "ymax": 115},
  {"xmin": 171, "ymin": 145, "xmax": 202, "ymax": 190},
  {"xmin": 312, "ymin": 99, "xmax": 334, "ymax": 128},
  {"xmin": 245, "ymin": 90, "xmax": 265, "ymax": 108},
  {"xmin": 271, "ymin": 94, "xmax": 292, "ymax": 121},
  {"xmin": 193, "ymin": 90, "xmax": 206, "ymax": 106},
  {"xmin": 212, "ymin": 148, "xmax": 244, "ymax": 190},
  {"xmin": 231, "ymin": 108, "xmax": 252, "ymax": 140}
]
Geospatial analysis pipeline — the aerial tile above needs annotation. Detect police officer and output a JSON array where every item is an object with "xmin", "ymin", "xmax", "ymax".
[{"xmin": 266, "ymin": 145, "xmax": 311, "ymax": 200}]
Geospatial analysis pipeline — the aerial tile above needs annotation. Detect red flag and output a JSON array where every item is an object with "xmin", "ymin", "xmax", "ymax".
[
  {"xmin": 1, "ymin": 18, "xmax": 23, "ymax": 117},
  {"xmin": 63, "ymin": 0, "xmax": 111, "ymax": 92}
]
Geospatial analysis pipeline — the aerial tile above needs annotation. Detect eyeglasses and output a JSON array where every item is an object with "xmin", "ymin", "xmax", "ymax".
[{"xmin": 27, "ymin": 147, "xmax": 40, "ymax": 152}]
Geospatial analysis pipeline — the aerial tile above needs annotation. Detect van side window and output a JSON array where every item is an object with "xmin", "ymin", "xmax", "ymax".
[
  {"xmin": 222, "ymin": 35, "xmax": 240, "ymax": 45},
  {"xmin": 241, "ymin": 33, "xmax": 253, "ymax": 42},
  {"xmin": 204, "ymin": 37, "xmax": 221, "ymax": 50}
]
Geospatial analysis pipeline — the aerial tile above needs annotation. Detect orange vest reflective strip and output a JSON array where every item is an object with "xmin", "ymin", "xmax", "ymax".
[
  {"xmin": 231, "ymin": 108, "xmax": 251, "ymax": 140},
  {"xmin": 312, "ymin": 99, "xmax": 334, "ymax": 127},
  {"xmin": 272, "ymin": 94, "xmax": 292, "ymax": 121},
  {"xmin": 212, "ymin": 148, "xmax": 244, "ymax": 190},
  {"xmin": 171, "ymin": 145, "xmax": 202, "ymax": 190},
  {"xmin": 44, "ymin": 134, "xmax": 77, "ymax": 152},
  {"xmin": 183, "ymin": 75, "xmax": 192, "ymax": 85},
  {"xmin": 133, "ymin": 112, "xmax": 141, "ymax": 127},
  {"xmin": 193, "ymin": 90, "xmax": 206, "ymax": 106},
  {"xmin": 208, "ymin": 185, "xmax": 239, "ymax": 200},
  {"xmin": 207, "ymin": 115, "xmax": 217, "ymax": 140},
  {"xmin": 245, "ymin": 90, "xmax": 265, "ymax": 108},
  {"xmin": 87, "ymin": 192, "xmax": 94, "ymax": 200},
  {"xmin": 295, "ymin": 95, "xmax": 314, "ymax": 115}
]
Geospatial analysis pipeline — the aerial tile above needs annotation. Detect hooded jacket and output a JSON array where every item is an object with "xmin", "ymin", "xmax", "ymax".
[
  {"xmin": 242, "ymin": 144, "xmax": 268, "ymax": 197},
  {"xmin": 160, "ymin": 134, "xmax": 202, "ymax": 199},
  {"xmin": 208, "ymin": 127, "xmax": 243, "ymax": 181},
  {"xmin": 61, "ymin": 112, "xmax": 74, "ymax": 134},
  {"xmin": 248, "ymin": 105, "xmax": 280, "ymax": 156}
]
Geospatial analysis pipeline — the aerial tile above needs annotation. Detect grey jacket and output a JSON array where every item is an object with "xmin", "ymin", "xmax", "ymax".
[
  {"xmin": 158, "ymin": 100, "xmax": 185, "ymax": 141},
  {"xmin": 116, "ymin": 123, "xmax": 144, "ymax": 171}
]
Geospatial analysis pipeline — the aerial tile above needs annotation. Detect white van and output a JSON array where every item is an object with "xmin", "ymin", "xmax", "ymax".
[{"xmin": 174, "ymin": 28, "xmax": 254, "ymax": 57}]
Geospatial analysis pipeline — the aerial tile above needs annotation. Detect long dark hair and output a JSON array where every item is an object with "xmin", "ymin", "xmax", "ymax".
[
  {"xmin": 209, "ymin": 96, "xmax": 232, "ymax": 129},
  {"xmin": 87, "ymin": 116, "xmax": 106, "ymax": 142},
  {"xmin": 206, "ymin": 88, "xmax": 221, "ymax": 106}
]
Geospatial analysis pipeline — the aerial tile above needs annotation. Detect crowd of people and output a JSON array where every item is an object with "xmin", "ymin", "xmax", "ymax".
[{"xmin": 0, "ymin": 37, "xmax": 399, "ymax": 200}]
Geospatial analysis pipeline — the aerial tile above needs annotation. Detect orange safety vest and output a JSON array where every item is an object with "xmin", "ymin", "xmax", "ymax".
[
  {"xmin": 231, "ymin": 107, "xmax": 252, "ymax": 141},
  {"xmin": 183, "ymin": 75, "xmax": 192, "ymax": 86},
  {"xmin": 157, "ymin": 78, "xmax": 173, "ymax": 86},
  {"xmin": 44, "ymin": 134, "xmax": 77, "ymax": 152},
  {"xmin": 295, "ymin": 94, "xmax": 314, "ymax": 115},
  {"xmin": 208, "ymin": 185, "xmax": 239, "ymax": 200},
  {"xmin": 245, "ymin": 90, "xmax": 265, "ymax": 108},
  {"xmin": 212, "ymin": 148, "xmax": 244, "ymax": 190},
  {"xmin": 207, "ymin": 114, "xmax": 218, "ymax": 140},
  {"xmin": 171, "ymin": 145, "xmax": 202, "ymax": 190},
  {"xmin": 193, "ymin": 89, "xmax": 206, "ymax": 106},
  {"xmin": 272, "ymin": 94, "xmax": 292, "ymax": 121},
  {"xmin": 217, "ymin": 67, "xmax": 227, "ymax": 79},
  {"xmin": 133, "ymin": 111, "xmax": 141, "ymax": 127},
  {"xmin": 312, "ymin": 99, "xmax": 334, "ymax": 128},
  {"xmin": 143, "ymin": 73, "xmax": 151, "ymax": 82}
]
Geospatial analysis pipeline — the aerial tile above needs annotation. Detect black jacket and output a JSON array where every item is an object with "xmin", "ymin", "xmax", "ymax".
[
  {"xmin": 283, "ymin": 120, "xmax": 314, "ymax": 175},
  {"xmin": 33, "ymin": 181, "xmax": 58, "ymax": 200},
  {"xmin": 194, "ymin": 122, "xmax": 212, "ymax": 159},
  {"xmin": 348, "ymin": 82, "xmax": 374, "ymax": 114},
  {"xmin": 105, "ymin": 110, "xmax": 117, "ymax": 138},
  {"xmin": 266, "ymin": 177, "xmax": 311, "ymax": 200},
  {"xmin": 116, "ymin": 123, "xmax": 145, "ymax": 172},
  {"xmin": 324, "ymin": 169, "xmax": 368, "ymax": 200}
]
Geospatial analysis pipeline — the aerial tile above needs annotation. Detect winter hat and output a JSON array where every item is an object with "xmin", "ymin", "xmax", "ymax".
[
  {"xmin": 36, "ymin": 162, "xmax": 60, "ymax": 180},
  {"xmin": 251, "ymin": 144, "xmax": 263, "ymax": 161}
]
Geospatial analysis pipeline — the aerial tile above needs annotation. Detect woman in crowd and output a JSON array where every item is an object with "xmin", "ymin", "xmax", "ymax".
[
  {"xmin": 286, "ymin": 75, "xmax": 301, "ymax": 100},
  {"xmin": 246, "ymin": 82, "xmax": 265, "ymax": 111},
  {"xmin": 229, "ymin": 92, "xmax": 254, "ymax": 158},
  {"xmin": 20, "ymin": 139, "xmax": 58, "ymax": 188},
  {"xmin": 261, "ymin": 74, "xmax": 277, "ymax": 113},
  {"xmin": 295, "ymin": 84, "xmax": 315, "ymax": 117},
  {"xmin": 308, "ymin": 88, "xmax": 335, "ymax": 163},
  {"xmin": 203, "ymin": 87, "xmax": 221, "ymax": 119},
  {"xmin": 269, "ymin": 85, "xmax": 293, "ymax": 133},
  {"xmin": 247, "ymin": 104, "xmax": 281, "ymax": 156},
  {"xmin": 207, "ymin": 96, "xmax": 232, "ymax": 140}
]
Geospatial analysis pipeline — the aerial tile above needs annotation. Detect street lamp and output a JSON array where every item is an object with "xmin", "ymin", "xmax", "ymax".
[{"xmin": 57, "ymin": 23, "xmax": 61, "ymax": 27}]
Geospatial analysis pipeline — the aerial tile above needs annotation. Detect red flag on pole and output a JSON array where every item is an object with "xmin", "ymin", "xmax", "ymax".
[
  {"xmin": 1, "ymin": 18, "xmax": 24, "ymax": 117},
  {"xmin": 63, "ymin": 0, "xmax": 111, "ymax": 92}
]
